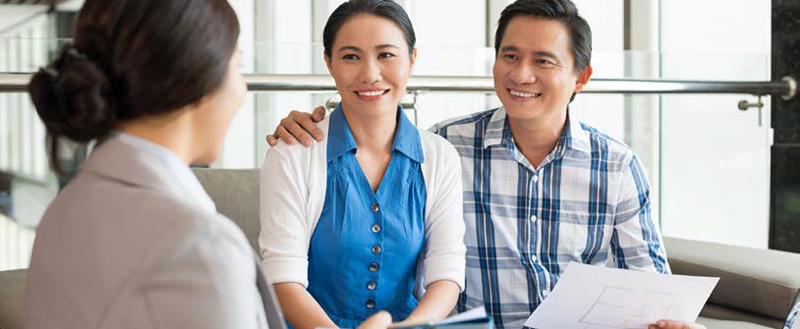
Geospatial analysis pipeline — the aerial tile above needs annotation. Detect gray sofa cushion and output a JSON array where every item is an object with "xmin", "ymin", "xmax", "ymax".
[
  {"xmin": 0, "ymin": 269, "xmax": 26, "ymax": 329},
  {"xmin": 697, "ymin": 315, "xmax": 774, "ymax": 329},
  {"xmin": 700, "ymin": 304, "xmax": 786, "ymax": 329},
  {"xmin": 193, "ymin": 168, "xmax": 261, "ymax": 252},
  {"xmin": 665, "ymin": 237, "xmax": 800, "ymax": 322}
]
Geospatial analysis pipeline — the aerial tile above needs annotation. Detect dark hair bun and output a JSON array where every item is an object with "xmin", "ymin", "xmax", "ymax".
[{"xmin": 29, "ymin": 47, "xmax": 116, "ymax": 143}]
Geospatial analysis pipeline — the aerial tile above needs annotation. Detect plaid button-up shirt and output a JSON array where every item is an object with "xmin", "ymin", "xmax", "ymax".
[{"xmin": 431, "ymin": 108, "xmax": 670, "ymax": 329}]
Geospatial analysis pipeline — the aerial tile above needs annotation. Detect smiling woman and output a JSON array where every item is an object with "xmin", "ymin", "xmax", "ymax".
[
  {"xmin": 258, "ymin": 1, "xmax": 466, "ymax": 329},
  {"xmin": 325, "ymin": 13, "xmax": 416, "ymax": 147}
]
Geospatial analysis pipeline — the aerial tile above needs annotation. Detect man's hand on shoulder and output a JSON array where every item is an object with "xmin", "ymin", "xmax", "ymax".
[{"xmin": 266, "ymin": 105, "xmax": 327, "ymax": 147}]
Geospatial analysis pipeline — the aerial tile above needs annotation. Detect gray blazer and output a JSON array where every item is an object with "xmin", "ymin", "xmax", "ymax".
[{"xmin": 24, "ymin": 135, "xmax": 280, "ymax": 329}]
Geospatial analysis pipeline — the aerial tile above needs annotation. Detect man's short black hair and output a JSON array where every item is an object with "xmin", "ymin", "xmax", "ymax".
[{"xmin": 494, "ymin": 0, "xmax": 592, "ymax": 75}]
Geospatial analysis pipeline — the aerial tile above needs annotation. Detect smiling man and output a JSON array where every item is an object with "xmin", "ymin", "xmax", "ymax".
[
  {"xmin": 429, "ymin": 2, "xmax": 669, "ymax": 328},
  {"xmin": 266, "ymin": 1, "xmax": 701, "ymax": 328}
]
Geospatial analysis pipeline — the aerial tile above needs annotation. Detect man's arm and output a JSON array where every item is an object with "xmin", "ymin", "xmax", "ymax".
[
  {"xmin": 611, "ymin": 154, "xmax": 669, "ymax": 273},
  {"xmin": 265, "ymin": 106, "xmax": 453, "ymax": 146},
  {"xmin": 613, "ymin": 155, "xmax": 706, "ymax": 329}
]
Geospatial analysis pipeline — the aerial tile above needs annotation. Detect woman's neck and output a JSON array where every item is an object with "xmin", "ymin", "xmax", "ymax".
[
  {"xmin": 117, "ymin": 110, "xmax": 195, "ymax": 165},
  {"xmin": 341, "ymin": 105, "xmax": 397, "ymax": 154}
]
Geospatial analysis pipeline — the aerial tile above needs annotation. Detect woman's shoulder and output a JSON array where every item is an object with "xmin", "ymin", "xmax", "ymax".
[
  {"xmin": 32, "ymin": 179, "xmax": 251, "ymax": 281},
  {"xmin": 132, "ymin": 198, "xmax": 253, "ymax": 274},
  {"xmin": 63, "ymin": 174, "xmax": 246, "ymax": 250},
  {"xmin": 264, "ymin": 115, "xmax": 331, "ymax": 164}
]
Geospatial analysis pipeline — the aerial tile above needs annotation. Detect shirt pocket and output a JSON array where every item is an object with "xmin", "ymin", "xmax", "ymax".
[
  {"xmin": 551, "ymin": 210, "xmax": 610, "ymax": 264},
  {"xmin": 536, "ymin": 210, "xmax": 584, "ymax": 262}
]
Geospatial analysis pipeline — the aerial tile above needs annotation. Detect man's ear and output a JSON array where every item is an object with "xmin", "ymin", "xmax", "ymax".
[
  {"xmin": 574, "ymin": 64, "xmax": 593, "ymax": 93},
  {"xmin": 410, "ymin": 47, "xmax": 417, "ymax": 66}
]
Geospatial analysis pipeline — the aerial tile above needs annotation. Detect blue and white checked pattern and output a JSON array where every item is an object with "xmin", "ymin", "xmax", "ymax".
[
  {"xmin": 431, "ymin": 108, "xmax": 670, "ymax": 329},
  {"xmin": 785, "ymin": 302, "xmax": 799, "ymax": 329}
]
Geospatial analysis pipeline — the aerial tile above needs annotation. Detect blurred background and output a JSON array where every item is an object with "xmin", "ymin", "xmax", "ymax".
[{"xmin": 0, "ymin": 0, "xmax": 783, "ymax": 271}]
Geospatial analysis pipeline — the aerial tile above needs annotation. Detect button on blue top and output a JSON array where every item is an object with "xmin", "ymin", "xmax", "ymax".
[{"xmin": 307, "ymin": 105, "xmax": 427, "ymax": 328}]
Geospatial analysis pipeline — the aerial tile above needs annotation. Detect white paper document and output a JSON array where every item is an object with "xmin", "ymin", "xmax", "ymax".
[
  {"xmin": 524, "ymin": 262, "xmax": 718, "ymax": 329},
  {"xmin": 437, "ymin": 307, "xmax": 488, "ymax": 325}
]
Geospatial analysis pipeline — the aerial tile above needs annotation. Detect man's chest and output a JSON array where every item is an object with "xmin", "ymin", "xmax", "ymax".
[{"xmin": 460, "ymin": 154, "xmax": 619, "ymax": 260}]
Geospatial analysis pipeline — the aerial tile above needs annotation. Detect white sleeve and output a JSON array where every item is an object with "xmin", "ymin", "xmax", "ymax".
[
  {"xmin": 142, "ymin": 219, "xmax": 265, "ymax": 329},
  {"xmin": 259, "ymin": 145, "xmax": 312, "ymax": 287},
  {"xmin": 422, "ymin": 141, "xmax": 467, "ymax": 291}
]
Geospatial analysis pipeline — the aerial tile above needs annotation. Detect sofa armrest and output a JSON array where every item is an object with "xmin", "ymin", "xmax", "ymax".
[{"xmin": 664, "ymin": 237, "xmax": 800, "ymax": 321}]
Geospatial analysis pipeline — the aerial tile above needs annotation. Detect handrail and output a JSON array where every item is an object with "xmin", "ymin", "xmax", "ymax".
[{"xmin": 1, "ymin": 73, "xmax": 796, "ymax": 99}]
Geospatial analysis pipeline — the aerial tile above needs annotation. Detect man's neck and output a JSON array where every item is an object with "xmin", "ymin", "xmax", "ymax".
[{"xmin": 507, "ymin": 109, "xmax": 568, "ymax": 170}]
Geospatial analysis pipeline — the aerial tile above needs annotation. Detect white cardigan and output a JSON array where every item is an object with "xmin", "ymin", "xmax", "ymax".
[{"xmin": 259, "ymin": 115, "xmax": 466, "ymax": 291}]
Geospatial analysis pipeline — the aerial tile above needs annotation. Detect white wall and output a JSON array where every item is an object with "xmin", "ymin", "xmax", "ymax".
[
  {"xmin": 252, "ymin": 0, "xmax": 316, "ymax": 165},
  {"xmin": 0, "ymin": 14, "xmax": 49, "ymax": 181},
  {"xmin": 218, "ymin": 0, "xmax": 257, "ymax": 169},
  {"xmin": 0, "ymin": 6, "xmax": 48, "ymax": 33},
  {"xmin": 0, "ymin": 11, "xmax": 51, "ymax": 270},
  {"xmin": 405, "ymin": 0, "xmax": 490, "ymax": 129},
  {"xmin": 570, "ymin": 0, "xmax": 626, "ymax": 143},
  {"xmin": 659, "ymin": 0, "xmax": 772, "ymax": 248}
]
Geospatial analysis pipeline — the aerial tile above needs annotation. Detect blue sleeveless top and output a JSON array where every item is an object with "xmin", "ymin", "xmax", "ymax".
[{"xmin": 307, "ymin": 105, "xmax": 427, "ymax": 328}]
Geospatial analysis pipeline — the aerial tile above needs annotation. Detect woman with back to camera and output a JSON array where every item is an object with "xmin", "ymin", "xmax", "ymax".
[
  {"xmin": 23, "ymin": 1, "xmax": 393, "ymax": 328},
  {"xmin": 259, "ymin": 1, "xmax": 466, "ymax": 328}
]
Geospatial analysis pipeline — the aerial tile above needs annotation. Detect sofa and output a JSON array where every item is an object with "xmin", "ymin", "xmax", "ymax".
[{"xmin": 1, "ymin": 168, "xmax": 797, "ymax": 329}]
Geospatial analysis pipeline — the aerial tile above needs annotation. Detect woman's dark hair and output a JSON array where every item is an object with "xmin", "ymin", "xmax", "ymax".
[
  {"xmin": 494, "ymin": 0, "xmax": 592, "ymax": 74},
  {"xmin": 28, "ymin": 0, "xmax": 240, "ymax": 174},
  {"xmin": 323, "ymin": 0, "xmax": 416, "ymax": 58}
]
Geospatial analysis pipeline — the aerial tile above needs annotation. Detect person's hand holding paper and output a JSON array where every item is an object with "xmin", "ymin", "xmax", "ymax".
[{"xmin": 648, "ymin": 319, "xmax": 707, "ymax": 329}]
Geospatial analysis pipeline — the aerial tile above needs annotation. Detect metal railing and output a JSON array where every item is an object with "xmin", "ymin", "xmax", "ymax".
[{"xmin": 1, "ymin": 73, "xmax": 796, "ymax": 99}]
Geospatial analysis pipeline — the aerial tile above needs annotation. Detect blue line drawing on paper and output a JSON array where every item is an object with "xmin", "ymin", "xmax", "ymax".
[{"xmin": 579, "ymin": 286, "xmax": 675, "ymax": 329}]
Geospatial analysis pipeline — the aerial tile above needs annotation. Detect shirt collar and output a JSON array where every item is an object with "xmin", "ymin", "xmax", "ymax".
[
  {"xmin": 391, "ymin": 106, "xmax": 424, "ymax": 163},
  {"xmin": 559, "ymin": 110, "xmax": 591, "ymax": 155},
  {"xmin": 483, "ymin": 107, "xmax": 591, "ymax": 156},
  {"xmin": 109, "ymin": 132, "xmax": 217, "ymax": 212},
  {"xmin": 326, "ymin": 103, "xmax": 424, "ymax": 163},
  {"xmin": 482, "ymin": 107, "xmax": 513, "ymax": 149},
  {"xmin": 326, "ymin": 104, "xmax": 358, "ymax": 161}
]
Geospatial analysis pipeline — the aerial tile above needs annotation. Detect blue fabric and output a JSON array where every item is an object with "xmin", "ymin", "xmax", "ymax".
[{"xmin": 307, "ymin": 104, "xmax": 427, "ymax": 328}]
